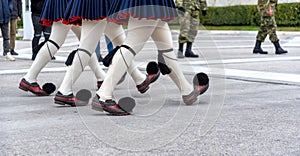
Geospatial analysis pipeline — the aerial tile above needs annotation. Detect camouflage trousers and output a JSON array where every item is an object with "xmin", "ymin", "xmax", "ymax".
[
  {"xmin": 178, "ymin": 10, "xmax": 200, "ymax": 43},
  {"xmin": 256, "ymin": 15, "xmax": 279, "ymax": 43}
]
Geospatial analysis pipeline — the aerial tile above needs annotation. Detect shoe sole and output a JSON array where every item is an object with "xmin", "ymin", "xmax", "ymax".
[
  {"xmin": 253, "ymin": 51, "xmax": 268, "ymax": 54},
  {"xmin": 103, "ymin": 107, "xmax": 130, "ymax": 116},
  {"xmin": 91, "ymin": 96, "xmax": 135, "ymax": 116},
  {"xmin": 19, "ymin": 85, "xmax": 49, "ymax": 96},
  {"xmin": 275, "ymin": 52, "xmax": 288, "ymax": 55},
  {"xmin": 139, "ymin": 86, "xmax": 150, "ymax": 94},
  {"xmin": 91, "ymin": 102, "xmax": 130, "ymax": 115},
  {"xmin": 54, "ymin": 98, "xmax": 76, "ymax": 107},
  {"xmin": 91, "ymin": 103, "xmax": 129, "ymax": 116},
  {"xmin": 54, "ymin": 94, "xmax": 88, "ymax": 106},
  {"xmin": 184, "ymin": 97, "xmax": 198, "ymax": 105}
]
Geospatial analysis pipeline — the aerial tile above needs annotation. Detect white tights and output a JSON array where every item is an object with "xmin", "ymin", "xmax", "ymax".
[
  {"xmin": 23, "ymin": 22, "xmax": 105, "ymax": 84},
  {"xmin": 104, "ymin": 22, "xmax": 146, "ymax": 85},
  {"xmin": 58, "ymin": 20, "xmax": 107, "ymax": 95},
  {"xmin": 97, "ymin": 18, "xmax": 193, "ymax": 100},
  {"xmin": 58, "ymin": 20, "xmax": 147, "ymax": 95}
]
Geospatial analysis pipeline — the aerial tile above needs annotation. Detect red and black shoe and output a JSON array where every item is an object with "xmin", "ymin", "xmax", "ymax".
[
  {"xmin": 54, "ymin": 90, "xmax": 91, "ymax": 106},
  {"xmin": 19, "ymin": 78, "xmax": 49, "ymax": 96},
  {"xmin": 137, "ymin": 74, "xmax": 160, "ymax": 93},
  {"xmin": 54, "ymin": 91, "xmax": 76, "ymax": 106},
  {"xmin": 182, "ymin": 73, "xmax": 209, "ymax": 105},
  {"xmin": 183, "ymin": 84, "xmax": 209, "ymax": 105},
  {"xmin": 92, "ymin": 96, "xmax": 133, "ymax": 116},
  {"xmin": 97, "ymin": 81, "xmax": 103, "ymax": 89},
  {"xmin": 137, "ymin": 62, "xmax": 160, "ymax": 94}
]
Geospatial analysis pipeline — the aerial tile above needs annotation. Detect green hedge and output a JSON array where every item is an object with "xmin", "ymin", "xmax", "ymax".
[
  {"xmin": 196, "ymin": 3, "xmax": 300, "ymax": 26},
  {"xmin": 17, "ymin": 3, "xmax": 300, "ymax": 28},
  {"xmin": 275, "ymin": 2, "xmax": 300, "ymax": 26},
  {"xmin": 17, "ymin": 17, "xmax": 23, "ymax": 29},
  {"xmin": 200, "ymin": 5, "xmax": 257, "ymax": 25}
]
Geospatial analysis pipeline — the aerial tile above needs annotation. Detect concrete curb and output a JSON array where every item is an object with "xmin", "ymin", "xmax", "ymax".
[
  {"xmin": 10, "ymin": 29, "xmax": 300, "ymax": 39},
  {"xmin": 171, "ymin": 30, "xmax": 300, "ymax": 35}
]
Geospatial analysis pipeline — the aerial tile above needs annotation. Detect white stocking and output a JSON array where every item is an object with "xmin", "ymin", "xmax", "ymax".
[
  {"xmin": 104, "ymin": 22, "xmax": 126, "ymax": 46},
  {"xmin": 105, "ymin": 22, "xmax": 146, "ymax": 85},
  {"xmin": 151, "ymin": 21, "xmax": 193, "ymax": 95},
  {"xmin": 24, "ymin": 22, "xmax": 72, "ymax": 83},
  {"xmin": 97, "ymin": 18, "xmax": 158, "ymax": 100},
  {"xmin": 70, "ymin": 26, "xmax": 81, "ymax": 39},
  {"xmin": 58, "ymin": 20, "xmax": 107, "ymax": 95},
  {"xmin": 70, "ymin": 25, "xmax": 105, "ymax": 82},
  {"xmin": 89, "ymin": 53, "xmax": 106, "ymax": 81}
]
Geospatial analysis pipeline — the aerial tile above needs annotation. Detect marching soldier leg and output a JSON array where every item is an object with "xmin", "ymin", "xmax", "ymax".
[
  {"xmin": 152, "ymin": 21, "xmax": 209, "ymax": 104},
  {"xmin": 184, "ymin": 10, "xmax": 199, "ymax": 58},
  {"xmin": 105, "ymin": 22, "xmax": 153, "ymax": 90},
  {"xmin": 58, "ymin": 20, "xmax": 107, "ymax": 96},
  {"xmin": 268, "ymin": 16, "xmax": 288, "ymax": 54},
  {"xmin": 24, "ymin": 22, "xmax": 71, "ymax": 83},
  {"xmin": 254, "ymin": 16, "xmax": 269, "ymax": 54}
]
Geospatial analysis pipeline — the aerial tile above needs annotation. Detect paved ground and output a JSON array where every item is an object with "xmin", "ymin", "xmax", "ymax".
[{"xmin": 0, "ymin": 29, "xmax": 299, "ymax": 155}]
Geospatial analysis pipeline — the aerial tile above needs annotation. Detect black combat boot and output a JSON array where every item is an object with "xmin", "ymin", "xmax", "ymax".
[
  {"xmin": 253, "ymin": 40, "xmax": 268, "ymax": 54},
  {"xmin": 177, "ymin": 43, "xmax": 184, "ymax": 58},
  {"xmin": 273, "ymin": 41, "xmax": 288, "ymax": 55},
  {"xmin": 10, "ymin": 50, "xmax": 19, "ymax": 55},
  {"xmin": 185, "ymin": 42, "xmax": 199, "ymax": 58}
]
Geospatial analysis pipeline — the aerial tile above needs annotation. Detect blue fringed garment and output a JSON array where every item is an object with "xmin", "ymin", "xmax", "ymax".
[
  {"xmin": 63, "ymin": 0, "xmax": 109, "ymax": 25},
  {"xmin": 107, "ymin": 0, "xmax": 178, "ymax": 24},
  {"xmin": 39, "ymin": 0, "xmax": 70, "ymax": 26}
]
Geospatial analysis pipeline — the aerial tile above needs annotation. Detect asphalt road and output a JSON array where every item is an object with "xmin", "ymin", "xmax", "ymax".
[{"xmin": 1, "ymin": 29, "xmax": 299, "ymax": 155}]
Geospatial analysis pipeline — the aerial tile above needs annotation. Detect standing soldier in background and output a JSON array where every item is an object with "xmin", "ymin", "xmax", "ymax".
[
  {"xmin": 175, "ymin": 0, "xmax": 207, "ymax": 58},
  {"xmin": 253, "ymin": 0, "xmax": 287, "ymax": 55},
  {"xmin": 1, "ymin": 0, "xmax": 15, "ymax": 61},
  {"xmin": 9, "ymin": 0, "xmax": 22, "ymax": 56},
  {"xmin": 31, "ymin": 0, "xmax": 52, "ymax": 60}
]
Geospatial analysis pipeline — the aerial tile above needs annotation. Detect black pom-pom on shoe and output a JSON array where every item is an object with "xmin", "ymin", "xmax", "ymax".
[
  {"xmin": 146, "ymin": 61, "xmax": 159, "ymax": 75},
  {"xmin": 193, "ymin": 72, "xmax": 209, "ymax": 86},
  {"xmin": 182, "ymin": 73, "xmax": 209, "ymax": 105},
  {"xmin": 76, "ymin": 89, "xmax": 92, "ymax": 102},
  {"xmin": 42, "ymin": 83, "xmax": 56, "ymax": 95},
  {"xmin": 118, "ymin": 97, "xmax": 136, "ymax": 113},
  {"xmin": 75, "ymin": 89, "xmax": 92, "ymax": 106}
]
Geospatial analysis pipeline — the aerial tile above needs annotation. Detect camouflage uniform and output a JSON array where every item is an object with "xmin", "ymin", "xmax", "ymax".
[
  {"xmin": 176, "ymin": 0, "xmax": 207, "ymax": 43},
  {"xmin": 256, "ymin": 0, "xmax": 279, "ymax": 42},
  {"xmin": 253, "ymin": 0, "xmax": 287, "ymax": 54}
]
